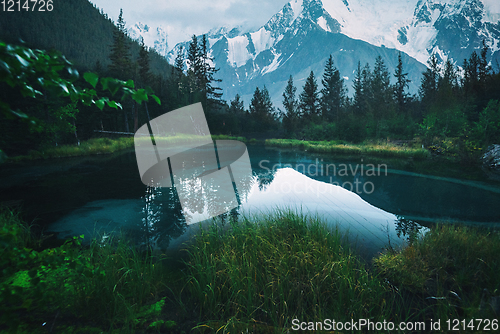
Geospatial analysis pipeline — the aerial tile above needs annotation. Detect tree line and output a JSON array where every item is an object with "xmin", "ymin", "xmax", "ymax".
[
  {"xmin": 221, "ymin": 42, "xmax": 500, "ymax": 160},
  {"xmin": 1, "ymin": 0, "xmax": 499, "ymax": 161}
]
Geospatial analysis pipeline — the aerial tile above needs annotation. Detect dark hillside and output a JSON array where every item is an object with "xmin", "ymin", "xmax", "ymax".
[{"xmin": 0, "ymin": 0, "xmax": 172, "ymax": 75}]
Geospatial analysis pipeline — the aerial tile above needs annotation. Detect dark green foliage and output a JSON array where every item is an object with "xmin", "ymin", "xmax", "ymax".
[
  {"xmin": 299, "ymin": 70, "xmax": 320, "ymax": 121},
  {"xmin": 393, "ymin": 53, "xmax": 411, "ymax": 114},
  {"xmin": 249, "ymin": 86, "xmax": 276, "ymax": 131},
  {"xmin": 108, "ymin": 9, "xmax": 131, "ymax": 80},
  {"xmin": 279, "ymin": 43, "xmax": 499, "ymax": 160},
  {"xmin": 229, "ymin": 94, "xmax": 245, "ymax": 114},
  {"xmin": 282, "ymin": 75, "xmax": 299, "ymax": 135},
  {"xmin": 320, "ymin": 55, "xmax": 346, "ymax": 122},
  {"xmin": 0, "ymin": 208, "xmax": 174, "ymax": 332},
  {"xmin": 0, "ymin": 41, "xmax": 160, "ymax": 158}
]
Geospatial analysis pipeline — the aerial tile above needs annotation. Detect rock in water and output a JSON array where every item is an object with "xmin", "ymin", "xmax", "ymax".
[{"xmin": 482, "ymin": 145, "xmax": 500, "ymax": 171}]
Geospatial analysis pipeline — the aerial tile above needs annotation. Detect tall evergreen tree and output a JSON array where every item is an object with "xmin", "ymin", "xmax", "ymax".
[
  {"xmin": 198, "ymin": 35, "xmax": 223, "ymax": 112},
  {"xmin": 138, "ymin": 37, "xmax": 152, "ymax": 87},
  {"xmin": 108, "ymin": 9, "xmax": 132, "ymax": 132},
  {"xmin": 171, "ymin": 46, "xmax": 186, "ymax": 106},
  {"xmin": 359, "ymin": 63, "xmax": 372, "ymax": 114},
  {"xmin": 371, "ymin": 56, "xmax": 392, "ymax": 118},
  {"xmin": 299, "ymin": 71, "xmax": 320, "ymax": 120},
  {"xmin": 320, "ymin": 55, "xmax": 346, "ymax": 122},
  {"xmin": 436, "ymin": 59, "xmax": 458, "ymax": 110},
  {"xmin": 282, "ymin": 75, "xmax": 299, "ymax": 134},
  {"xmin": 419, "ymin": 53, "xmax": 440, "ymax": 114},
  {"xmin": 186, "ymin": 35, "xmax": 202, "ymax": 104},
  {"xmin": 250, "ymin": 86, "xmax": 275, "ymax": 130},
  {"xmin": 108, "ymin": 9, "xmax": 131, "ymax": 80},
  {"xmin": 352, "ymin": 61, "xmax": 363, "ymax": 114},
  {"xmin": 393, "ymin": 53, "xmax": 411, "ymax": 114},
  {"xmin": 229, "ymin": 94, "xmax": 245, "ymax": 114}
]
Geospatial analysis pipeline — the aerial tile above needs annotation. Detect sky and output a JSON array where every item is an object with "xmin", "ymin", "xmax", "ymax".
[{"xmin": 89, "ymin": 0, "xmax": 289, "ymax": 50}]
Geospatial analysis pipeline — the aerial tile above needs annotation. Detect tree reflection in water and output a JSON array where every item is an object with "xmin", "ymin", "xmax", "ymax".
[{"xmin": 138, "ymin": 185, "xmax": 188, "ymax": 250}]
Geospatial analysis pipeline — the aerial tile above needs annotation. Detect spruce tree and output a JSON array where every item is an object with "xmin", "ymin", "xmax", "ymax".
[
  {"xmin": 138, "ymin": 37, "xmax": 152, "ymax": 87},
  {"xmin": 299, "ymin": 71, "xmax": 320, "ymax": 120},
  {"xmin": 229, "ymin": 94, "xmax": 245, "ymax": 114},
  {"xmin": 393, "ymin": 53, "xmax": 411, "ymax": 114},
  {"xmin": 108, "ymin": 9, "xmax": 131, "ymax": 80},
  {"xmin": 282, "ymin": 75, "xmax": 299, "ymax": 134},
  {"xmin": 371, "ymin": 56, "xmax": 391, "ymax": 118},
  {"xmin": 199, "ymin": 35, "xmax": 223, "ymax": 112},
  {"xmin": 320, "ymin": 55, "xmax": 346, "ymax": 122},
  {"xmin": 352, "ymin": 61, "xmax": 363, "ymax": 114},
  {"xmin": 250, "ymin": 86, "xmax": 275, "ymax": 130},
  {"xmin": 186, "ymin": 35, "xmax": 201, "ymax": 103},
  {"xmin": 419, "ymin": 54, "xmax": 440, "ymax": 114}
]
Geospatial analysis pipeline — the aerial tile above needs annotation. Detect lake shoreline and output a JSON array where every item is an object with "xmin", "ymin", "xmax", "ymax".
[{"xmin": 1, "ymin": 208, "xmax": 499, "ymax": 333}]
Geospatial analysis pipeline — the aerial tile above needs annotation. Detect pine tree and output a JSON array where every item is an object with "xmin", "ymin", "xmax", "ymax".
[
  {"xmin": 393, "ymin": 53, "xmax": 411, "ymax": 114},
  {"xmin": 250, "ymin": 86, "xmax": 275, "ymax": 130},
  {"xmin": 171, "ymin": 46, "xmax": 186, "ymax": 106},
  {"xmin": 320, "ymin": 55, "xmax": 346, "ymax": 122},
  {"xmin": 186, "ymin": 35, "xmax": 202, "ymax": 104},
  {"xmin": 229, "ymin": 94, "xmax": 245, "ymax": 114},
  {"xmin": 138, "ymin": 37, "xmax": 152, "ymax": 87},
  {"xmin": 108, "ymin": 9, "xmax": 133, "ymax": 132},
  {"xmin": 108, "ymin": 9, "xmax": 131, "ymax": 80},
  {"xmin": 419, "ymin": 53, "xmax": 440, "ymax": 114},
  {"xmin": 299, "ymin": 71, "xmax": 320, "ymax": 120},
  {"xmin": 199, "ymin": 35, "xmax": 223, "ymax": 112},
  {"xmin": 352, "ymin": 61, "xmax": 363, "ymax": 114},
  {"xmin": 371, "ymin": 56, "xmax": 392, "ymax": 118},
  {"xmin": 282, "ymin": 75, "xmax": 299, "ymax": 134}
]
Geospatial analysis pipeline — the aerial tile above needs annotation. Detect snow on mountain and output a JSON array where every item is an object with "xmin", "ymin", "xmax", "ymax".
[
  {"xmin": 128, "ymin": 22, "xmax": 169, "ymax": 57},
  {"xmin": 162, "ymin": 0, "xmax": 498, "ymax": 107},
  {"xmin": 319, "ymin": 0, "xmax": 500, "ymax": 65}
]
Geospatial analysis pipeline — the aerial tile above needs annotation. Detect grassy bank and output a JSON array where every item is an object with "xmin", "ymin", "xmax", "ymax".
[
  {"xmin": 266, "ymin": 138, "xmax": 431, "ymax": 160},
  {"xmin": 375, "ymin": 224, "xmax": 500, "ymax": 321},
  {"xmin": 185, "ymin": 212, "xmax": 396, "ymax": 332},
  {"xmin": 1, "ymin": 208, "xmax": 499, "ymax": 332},
  {"xmin": 7, "ymin": 135, "xmax": 247, "ymax": 162}
]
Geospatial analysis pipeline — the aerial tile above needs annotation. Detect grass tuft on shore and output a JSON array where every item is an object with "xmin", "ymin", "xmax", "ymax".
[
  {"xmin": 185, "ymin": 211, "xmax": 395, "ymax": 331},
  {"xmin": 266, "ymin": 139, "xmax": 431, "ymax": 160},
  {"xmin": 374, "ymin": 224, "xmax": 500, "ymax": 319}
]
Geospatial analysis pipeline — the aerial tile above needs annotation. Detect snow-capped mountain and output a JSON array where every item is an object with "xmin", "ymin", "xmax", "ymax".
[
  {"xmin": 165, "ymin": 0, "xmax": 499, "ymax": 107},
  {"xmin": 128, "ymin": 22, "xmax": 169, "ymax": 57},
  {"xmin": 316, "ymin": 0, "xmax": 500, "ymax": 65}
]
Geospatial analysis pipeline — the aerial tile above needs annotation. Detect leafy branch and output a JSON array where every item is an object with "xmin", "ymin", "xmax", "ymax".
[{"xmin": 0, "ymin": 40, "xmax": 161, "ymax": 162}]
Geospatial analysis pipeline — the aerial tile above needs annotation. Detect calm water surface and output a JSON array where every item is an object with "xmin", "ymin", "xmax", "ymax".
[{"xmin": 1, "ymin": 144, "xmax": 499, "ymax": 258}]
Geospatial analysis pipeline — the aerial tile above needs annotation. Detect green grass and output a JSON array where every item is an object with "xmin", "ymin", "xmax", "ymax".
[
  {"xmin": 2, "ymin": 208, "xmax": 500, "ymax": 332},
  {"xmin": 9, "ymin": 137, "xmax": 135, "ymax": 162},
  {"xmin": 185, "ymin": 211, "xmax": 396, "ymax": 332},
  {"xmin": 8, "ymin": 134, "xmax": 248, "ymax": 162},
  {"xmin": 266, "ymin": 138, "xmax": 431, "ymax": 160},
  {"xmin": 374, "ymin": 224, "xmax": 500, "ymax": 320},
  {"xmin": 0, "ymin": 207, "xmax": 174, "ymax": 333}
]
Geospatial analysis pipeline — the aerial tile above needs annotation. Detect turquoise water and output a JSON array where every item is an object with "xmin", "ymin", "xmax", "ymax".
[{"xmin": 1, "ymin": 144, "xmax": 499, "ymax": 258}]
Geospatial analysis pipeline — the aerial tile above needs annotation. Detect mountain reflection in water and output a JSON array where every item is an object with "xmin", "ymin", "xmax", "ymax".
[{"xmin": 49, "ymin": 167, "xmax": 407, "ymax": 259}]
